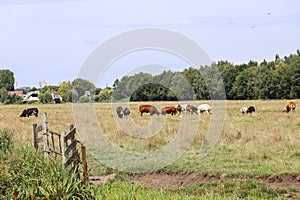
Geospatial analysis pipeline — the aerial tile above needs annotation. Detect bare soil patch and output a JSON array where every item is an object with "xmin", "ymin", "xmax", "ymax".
[{"xmin": 129, "ymin": 171, "xmax": 300, "ymax": 194}]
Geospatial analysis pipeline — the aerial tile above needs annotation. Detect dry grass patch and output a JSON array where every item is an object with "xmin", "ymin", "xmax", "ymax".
[{"xmin": 1, "ymin": 100, "xmax": 299, "ymax": 175}]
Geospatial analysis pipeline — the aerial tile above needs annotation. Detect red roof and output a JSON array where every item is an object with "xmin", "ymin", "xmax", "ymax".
[{"xmin": 8, "ymin": 91, "xmax": 24, "ymax": 97}]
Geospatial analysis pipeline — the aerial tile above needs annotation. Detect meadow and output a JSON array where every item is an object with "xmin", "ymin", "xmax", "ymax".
[{"xmin": 0, "ymin": 100, "xmax": 299, "ymax": 199}]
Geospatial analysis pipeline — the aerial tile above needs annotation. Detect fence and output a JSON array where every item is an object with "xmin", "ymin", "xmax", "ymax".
[{"xmin": 33, "ymin": 112, "xmax": 88, "ymax": 183}]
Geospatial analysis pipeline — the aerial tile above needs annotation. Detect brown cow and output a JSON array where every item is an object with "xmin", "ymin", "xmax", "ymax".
[
  {"xmin": 139, "ymin": 105, "xmax": 160, "ymax": 117},
  {"xmin": 161, "ymin": 106, "xmax": 177, "ymax": 116},
  {"xmin": 175, "ymin": 104, "xmax": 182, "ymax": 116},
  {"xmin": 285, "ymin": 101, "xmax": 296, "ymax": 113},
  {"xmin": 116, "ymin": 106, "xmax": 123, "ymax": 118},
  {"xmin": 186, "ymin": 104, "xmax": 198, "ymax": 114}
]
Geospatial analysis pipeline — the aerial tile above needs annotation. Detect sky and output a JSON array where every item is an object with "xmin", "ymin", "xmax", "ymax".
[{"xmin": 0, "ymin": 0, "xmax": 299, "ymax": 88}]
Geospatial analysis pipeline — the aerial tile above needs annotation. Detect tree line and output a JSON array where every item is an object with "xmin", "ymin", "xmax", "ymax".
[
  {"xmin": 1, "ymin": 50, "xmax": 299, "ymax": 104},
  {"xmin": 113, "ymin": 50, "xmax": 300, "ymax": 101}
]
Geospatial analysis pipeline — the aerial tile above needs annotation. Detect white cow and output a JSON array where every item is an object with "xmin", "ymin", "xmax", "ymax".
[
  {"xmin": 181, "ymin": 104, "xmax": 188, "ymax": 113},
  {"xmin": 198, "ymin": 104, "xmax": 211, "ymax": 114}
]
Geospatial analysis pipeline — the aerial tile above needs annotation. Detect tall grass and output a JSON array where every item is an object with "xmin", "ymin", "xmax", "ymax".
[
  {"xmin": 0, "ymin": 127, "xmax": 291, "ymax": 199},
  {"xmin": 0, "ymin": 100, "xmax": 299, "ymax": 176}
]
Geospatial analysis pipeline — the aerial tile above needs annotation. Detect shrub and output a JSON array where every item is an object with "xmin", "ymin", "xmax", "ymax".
[
  {"xmin": 3, "ymin": 99, "xmax": 11, "ymax": 105},
  {"xmin": 79, "ymin": 95, "xmax": 90, "ymax": 103}
]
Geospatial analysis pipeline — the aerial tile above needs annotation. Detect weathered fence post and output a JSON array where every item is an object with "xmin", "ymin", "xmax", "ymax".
[
  {"xmin": 79, "ymin": 141, "xmax": 88, "ymax": 183},
  {"xmin": 41, "ymin": 112, "xmax": 50, "ymax": 159},
  {"xmin": 33, "ymin": 123, "xmax": 38, "ymax": 151},
  {"xmin": 60, "ymin": 131, "xmax": 66, "ymax": 167}
]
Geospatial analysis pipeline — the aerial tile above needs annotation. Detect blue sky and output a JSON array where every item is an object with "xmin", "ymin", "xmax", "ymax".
[{"xmin": 0, "ymin": 0, "xmax": 299, "ymax": 88}]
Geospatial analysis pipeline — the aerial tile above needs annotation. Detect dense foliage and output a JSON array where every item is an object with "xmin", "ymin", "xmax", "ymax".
[
  {"xmin": 1, "ymin": 50, "xmax": 299, "ymax": 104},
  {"xmin": 113, "ymin": 50, "xmax": 300, "ymax": 100},
  {"xmin": 0, "ymin": 69, "xmax": 15, "ymax": 91}
]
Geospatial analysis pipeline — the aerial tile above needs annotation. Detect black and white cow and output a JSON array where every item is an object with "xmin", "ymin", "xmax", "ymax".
[
  {"xmin": 240, "ymin": 106, "xmax": 255, "ymax": 114},
  {"xmin": 247, "ymin": 106, "xmax": 255, "ymax": 113},
  {"xmin": 122, "ymin": 107, "xmax": 130, "ymax": 119},
  {"xmin": 240, "ymin": 106, "xmax": 248, "ymax": 114},
  {"xmin": 198, "ymin": 104, "xmax": 211, "ymax": 114},
  {"xmin": 20, "ymin": 108, "xmax": 39, "ymax": 117}
]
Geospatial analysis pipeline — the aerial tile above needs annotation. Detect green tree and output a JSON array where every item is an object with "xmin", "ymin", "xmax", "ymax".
[
  {"xmin": 67, "ymin": 89, "xmax": 79, "ymax": 102},
  {"xmin": 79, "ymin": 95, "xmax": 90, "ymax": 103},
  {"xmin": 58, "ymin": 81, "xmax": 72, "ymax": 102},
  {"xmin": 38, "ymin": 92, "xmax": 52, "ymax": 104},
  {"xmin": 289, "ymin": 52, "xmax": 300, "ymax": 98},
  {"xmin": 99, "ymin": 87, "xmax": 113, "ymax": 102},
  {"xmin": 216, "ymin": 61, "xmax": 237, "ymax": 100},
  {"xmin": 40, "ymin": 85, "xmax": 59, "ymax": 94},
  {"xmin": 92, "ymin": 87, "xmax": 101, "ymax": 95},
  {"xmin": 231, "ymin": 66, "xmax": 259, "ymax": 100},
  {"xmin": 0, "ymin": 87, "xmax": 8, "ymax": 103},
  {"xmin": 72, "ymin": 78, "xmax": 95, "ymax": 97},
  {"xmin": 0, "ymin": 69, "xmax": 15, "ymax": 91}
]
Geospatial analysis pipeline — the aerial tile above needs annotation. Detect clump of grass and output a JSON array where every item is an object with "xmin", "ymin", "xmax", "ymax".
[
  {"xmin": 173, "ymin": 179, "xmax": 279, "ymax": 199},
  {"xmin": 0, "ymin": 129, "xmax": 13, "ymax": 153},
  {"xmin": 0, "ymin": 129, "xmax": 93, "ymax": 199}
]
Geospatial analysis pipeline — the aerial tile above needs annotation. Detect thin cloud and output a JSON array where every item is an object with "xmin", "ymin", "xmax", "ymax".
[
  {"xmin": 0, "ymin": 0, "xmax": 82, "ymax": 5},
  {"xmin": 82, "ymin": 39, "xmax": 98, "ymax": 45}
]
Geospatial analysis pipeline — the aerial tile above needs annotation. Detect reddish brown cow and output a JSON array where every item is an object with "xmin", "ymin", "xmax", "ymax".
[
  {"xmin": 285, "ymin": 101, "xmax": 296, "ymax": 113},
  {"xmin": 175, "ymin": 104, "xmax": 182, "ymax": 115},
  {"xmin": 161, "ymin": 106, "xmax": 177, "ymax": 116},
  {"xmin": 116, "ymin": 106, "xmax": 123, "ymax": 118},
  {"xmin": 186, "ymin": 104, "xmax": 198, "ymax": 114},
  {"xmin": 139, "ymin": 105, "xmax": 160, "ymax": 117}
]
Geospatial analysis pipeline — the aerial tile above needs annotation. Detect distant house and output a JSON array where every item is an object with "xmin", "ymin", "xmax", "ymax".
[
  {"xmin": 21, "ymin": 91, "xmax": 39, "ymax": 104},
  {"xmin": 84, "ymin": 91, "xmax": 91, "ymax": 96},
  {"xmin": 18, "ymin": 86, "xmax": 31, "ymax": 91},
  {"xmin": 8, "ymin": 91, "xmax": 24, "ymax": 97},
  {"xmin": 52, "ymin": 91, "xmax": 62, "ymax": 103}
]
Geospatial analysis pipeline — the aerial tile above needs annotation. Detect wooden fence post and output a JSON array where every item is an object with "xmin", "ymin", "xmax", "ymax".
[
  {"xmin": 33, "ymin": 123, "xmax": 38, "ymax": 151},
  {"xmin": 41, "ymin": 112, "xmax": 50, "ymax": 159},
  {"xmin": 80, "ymin": 142, "xmax": 88, "ymax": 183},
  {"xmin": 60, "ymin": 131, "xmax": 66, "ymax": 167}
]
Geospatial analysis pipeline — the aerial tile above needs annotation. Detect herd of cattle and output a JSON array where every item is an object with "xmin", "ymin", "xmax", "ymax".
[
  {"xmin": 114, "ymin": 101, "xmax": 297, "ymax": 119},
  {"xmin": 19, "ymin": 101, "xmax": 296, "ymax": 118},
  {"xmin": 115, "ymin": 103, "xmax": 212, "ymax": 119}
]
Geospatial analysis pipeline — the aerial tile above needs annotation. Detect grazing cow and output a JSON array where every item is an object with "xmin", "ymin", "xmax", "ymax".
[
  {"xmin": 139, "ymin": 105, "xmax": 160, "ymax": 117},
  {"xmin": 175, "ymin": 104, "xmax": 182, "ymax": 116},
  {"xmin": 123, "ymin": 107, "xmax": 131, "ymax": 119},
  {"xmin": 198, "ymin": 104, "xmax": 211, "ymax": 114},
  {"xmin": 116, "ymin": 106, "xmax": 123, "ymax": 118},
  {"xmin": 240, "ymin": 107, "xmax": 248, "ymax": 114},
  {"xmin": 181, "ymin": 104, "xmax": 188, "ymax": 113},
  {"xmin": 161, "ymin": 106, "xmax": 177, "ymax": 116},
  {"xmin": 186, "ymin": 104, "xmax": 198, "ymax": 114},
  {"xmin": 285, "ymin": 101, "xmax": 296, "ymax": 113},
  {"xmin": 20, "ymin": 108, "xmax": 39, "ymax": 117},
  {"xmin": 246, "ymin": 106, "xmax": 255, "ymax": 113}
]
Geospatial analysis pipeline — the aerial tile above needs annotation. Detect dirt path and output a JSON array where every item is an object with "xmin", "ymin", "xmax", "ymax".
[
  {"xmin": 90, "ymin": 171, "xmax": 300, "ymax": 199},
  {"xmin": 129, "ymin": 171, "xmax": 300, "ymax": 198}
]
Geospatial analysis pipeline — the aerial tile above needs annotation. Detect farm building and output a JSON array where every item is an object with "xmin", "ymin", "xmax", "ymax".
[
  {"xmin": 21, "ymin": 91, "xmax": 39, "ymax": 104},
  {"xmin": 52, "ymin": 91, "xmax": 62, "ymax": 103}
]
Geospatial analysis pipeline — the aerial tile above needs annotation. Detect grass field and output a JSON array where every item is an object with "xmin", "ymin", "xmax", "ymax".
[{"xmin": 1, "ymin": 100, "xmax": 299, "ymax": 199}]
